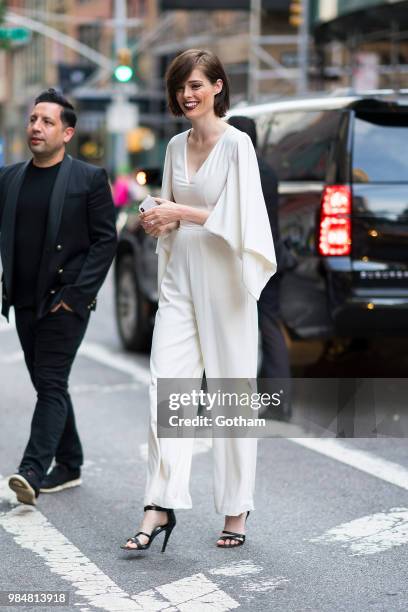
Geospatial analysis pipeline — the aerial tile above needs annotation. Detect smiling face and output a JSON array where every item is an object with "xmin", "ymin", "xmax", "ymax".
[
  {"xmin": 26, "ymin": 102, "xmax": 75, "ymax": 162},
  {"xmin": 175, "ymin": 68, "xmax": 223, "ymax": 120}
]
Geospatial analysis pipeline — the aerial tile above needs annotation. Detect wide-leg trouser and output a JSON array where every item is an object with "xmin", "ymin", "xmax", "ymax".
[{"xmin": 144, "ymin": 225, "xmax": 259, "ymax": 515}]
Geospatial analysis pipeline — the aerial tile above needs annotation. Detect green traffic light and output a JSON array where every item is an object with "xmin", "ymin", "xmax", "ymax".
[{"xmin": 114, "ymin": 65, "xmax": 133, "ymax": 82}]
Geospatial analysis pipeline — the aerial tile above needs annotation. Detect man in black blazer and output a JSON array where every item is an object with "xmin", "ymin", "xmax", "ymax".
[{"xmin": 0, "ymin": 89, "xmax": 117, "ymax": 505}]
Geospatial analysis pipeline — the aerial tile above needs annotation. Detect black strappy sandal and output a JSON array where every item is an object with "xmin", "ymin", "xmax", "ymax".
[
  {"xmin": 216, "ymin": 511, "xmax": 250, "ymax": 548},
  {"xmin": 121, "ymin": 505, "xmax": 176, "ymax": 553}
]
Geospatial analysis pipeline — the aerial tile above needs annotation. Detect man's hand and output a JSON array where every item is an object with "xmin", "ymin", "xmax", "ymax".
[{"xmin": 50, "ymin": 301, "xmax": 73, "ymax": 313}]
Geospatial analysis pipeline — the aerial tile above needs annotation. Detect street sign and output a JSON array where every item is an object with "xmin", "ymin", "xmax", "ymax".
[
  {"xmin": 106, "ymin": 101, "xmax": 139, "ymax": 133},
  {"xmin": 58, "ymin": 63, "xmax": 96, "ymax": 93},
  {"xmin": 0, "ymin": 28, "xmax": 30, "ymax": 43}
]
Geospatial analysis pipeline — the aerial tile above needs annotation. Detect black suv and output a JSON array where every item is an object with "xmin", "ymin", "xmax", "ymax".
[{"xmin": 114, "ymin": 94, "xmax": 408, "ymax": 363}]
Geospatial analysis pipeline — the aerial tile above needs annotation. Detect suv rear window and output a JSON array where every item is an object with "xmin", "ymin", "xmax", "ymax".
[
  {"xmin": 262, "ymin": 110, "xmax": 341, "ymax": 181},
  {"xmin": 352, "ymin": 112, "xmax": 408, "ymax": 183}
]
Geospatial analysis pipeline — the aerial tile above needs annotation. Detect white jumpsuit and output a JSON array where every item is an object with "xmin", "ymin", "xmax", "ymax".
[{"xmin": 144, "ymin": 125, "xmax": 276, "ymax": 515}]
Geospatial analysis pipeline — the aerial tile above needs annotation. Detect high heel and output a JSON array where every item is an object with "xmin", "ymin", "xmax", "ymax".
[
  {"xmin": 217, "ymin": 511, "xmax": 250, "ymax": 548},
  {"xmin": 121, "ymin": 505, "xmax": 176, "ymax": 553}
]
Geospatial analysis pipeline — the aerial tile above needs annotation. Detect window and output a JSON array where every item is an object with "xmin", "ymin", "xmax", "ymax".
[
  {"xmin": 352, "ymin": 112, "xmax": 408, "ymax": 183},
  {"xmin": 263, "ymin": 110, "xmax": 341, "ymax": 181}
]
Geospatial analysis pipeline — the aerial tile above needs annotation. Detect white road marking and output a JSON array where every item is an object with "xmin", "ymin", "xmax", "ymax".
[
  {"xmin": 155, "ymin": 573, "xmax": 239, "ymax": 611},
  {"xmin": 0, "ymin": 341, "xmax": 150, "ymax": 387},
  {"xmin": 289, "ymin": 437, "xmax": 408, "ymax": 492},
  {"xmin": 0, "ymin": 479, "xmax": 143, "ymax": 612},
  {"xmin": 0, "ymin": 478, "xmax": 17, "ymax": 505},
  {"xmin": 71, "ymin": 382, "xmax": 142, "ymax": 395},
  {"xmin": 0, "ymin": 309, "xmax": 15, "ymax": 332},
  {"xmin": 209, "ymin": 561, "xmax": 262, "ymax": 577},
  {"xmin": 310, "ymin": 507, "xmax": 408, "ymax": 556},
  {"xmin": 131, "ymin": 573, "xmax": 241, "ymax": 612},
  {"xmin": 0, "ymin": 476, "xmax": 241, "ymax": 612},
  {"xmin": 0, "ymin": 350, "xmax": 24, "ymax": 364},
  {"xmin": 79, "ymin": 342, "xmax": 150, "ymax": 385},
  {"xmin": 241, "ymin": 577, "xmax": 290, "ymax": 593},
  {"xmin": 130, "ymin": 589, "xmax": 176, "ymax": 611}
]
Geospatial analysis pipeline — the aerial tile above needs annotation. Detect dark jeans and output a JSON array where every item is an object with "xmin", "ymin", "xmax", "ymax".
[
  {"xmin": 258, "ymin": 277, "xmax": 291, "ymax": 418},
  {"xmin": 15, "ymin": 307, "xmax": 90, "ymax": 485}
]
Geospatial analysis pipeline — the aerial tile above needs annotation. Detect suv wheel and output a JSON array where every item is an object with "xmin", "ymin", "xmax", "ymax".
[{"xmin": 116, "ymin": 254, "xmax": 151, "ymax": 352}]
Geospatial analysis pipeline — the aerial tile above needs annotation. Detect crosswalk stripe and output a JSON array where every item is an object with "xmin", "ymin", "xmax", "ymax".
[
  {"xmin": 289, "ymin": 437, "xmax": 408, "ymax": 491},
  {"xmin": 137, "ymin": 573, "xmax": 239, "ymax": 611},
  {"xmin": 0, "ymin": 481, "xmax": 143, "ymax": 611},
  {"xmin": 309, "ymin": 507, "xmax": 408, "ymax": 556},
  {"xmin": 0, "ymin": 476, "xmax": 240, "ymax": 612}
]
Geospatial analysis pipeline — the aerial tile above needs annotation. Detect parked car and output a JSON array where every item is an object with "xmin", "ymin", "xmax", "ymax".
[{"xmin": 114, "ymin": 93, "xmax": 408, "ymax": 362}]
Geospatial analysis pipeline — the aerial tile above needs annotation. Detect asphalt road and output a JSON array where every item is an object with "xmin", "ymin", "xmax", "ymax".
[{"xmin": 1, "ymin": 269, "xmax": 408, "ymax": 612}]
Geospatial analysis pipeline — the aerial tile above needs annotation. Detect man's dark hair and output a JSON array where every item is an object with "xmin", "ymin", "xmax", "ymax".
[
  {"xmin": 228, "ymin": 116, "xmax": 257, "ymax": 149},
  {"xmin": 34, "ymin": 88, "xmax": 77, "ymax": 128}
]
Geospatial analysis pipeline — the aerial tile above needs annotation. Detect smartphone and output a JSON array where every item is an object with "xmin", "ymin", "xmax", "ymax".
[{"xmin": 139, "ymin": 195, "xmax": 158, "ymax": 213}]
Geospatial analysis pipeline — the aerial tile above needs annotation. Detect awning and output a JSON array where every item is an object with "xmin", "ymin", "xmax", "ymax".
[
  {"xmin": 313, "ymin": 0, "xmax": 408, "ymax": 43},
  {"xmin": 159, "ymin": 0, "xmax": 289, "ymax": 10}
]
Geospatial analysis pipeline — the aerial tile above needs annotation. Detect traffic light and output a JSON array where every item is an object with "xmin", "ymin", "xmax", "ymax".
[
  {"xmin": 114, "ymin": 48, "xmax": 134, "ymax": 82},
  {"xmin": 289, "ymin": 0, "xmax": 302, "ymax": 27}
]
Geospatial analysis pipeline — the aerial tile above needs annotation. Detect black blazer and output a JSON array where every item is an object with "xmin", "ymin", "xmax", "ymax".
[
  {"xmin": 258, "ymin": 156, "xmax": 280, "ymax": 244},
  {"xmin": 0, "ymin": 154, "xmax": 117, "ymax": 321}
]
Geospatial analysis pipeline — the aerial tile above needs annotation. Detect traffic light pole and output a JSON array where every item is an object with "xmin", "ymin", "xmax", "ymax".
[
  {"xmin": 5, "ymin": 10, "xmax": 113, "ymax": 70},
  {"xmin": 113, "ymin": 0, "xmax": 129, "ymax": 176},
  {"xmin": 297, "ymin": 0, "xmax": 310, "ymax": 94},
  {"xmin": 248, "ymin": 0, "xmax": 261, "ymax": 104}
]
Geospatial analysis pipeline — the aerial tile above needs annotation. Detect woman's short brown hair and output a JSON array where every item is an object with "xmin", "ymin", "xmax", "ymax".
[{"xmin": 165, "ymin": 49, "xmax": 230, "ymax": 118}]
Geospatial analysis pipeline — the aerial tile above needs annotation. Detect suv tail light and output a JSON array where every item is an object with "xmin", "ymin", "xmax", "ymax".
[{"xmin": 319, "ymin": 185, "xmax": 351, "ymax": 256}]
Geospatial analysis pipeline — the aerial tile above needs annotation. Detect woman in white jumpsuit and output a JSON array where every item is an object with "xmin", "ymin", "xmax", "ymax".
[{"xmin": 122, "ymin": 49, "xmax": 276, "ymax": 552}]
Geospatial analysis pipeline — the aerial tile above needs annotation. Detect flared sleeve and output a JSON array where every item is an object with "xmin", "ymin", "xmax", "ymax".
[
  {"xmin": 203, "ymin": 131, "xmax": 277, "ymax": 300},
  {"xmin": 155, "ymin": 139, "xmax": 177, "ymax": 293}
]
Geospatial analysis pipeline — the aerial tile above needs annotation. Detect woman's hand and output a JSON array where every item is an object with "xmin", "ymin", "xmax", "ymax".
[
  {"xmin": 140, "ymin": 197, "xmax": 209, "ymax": 234},
  {"xmin": 141, "ymin": 198, "xmax": 181, "ymax": 231},
  {"xmin": 144, "ymin": 220, "xmax": 179, "ymax": 238}
]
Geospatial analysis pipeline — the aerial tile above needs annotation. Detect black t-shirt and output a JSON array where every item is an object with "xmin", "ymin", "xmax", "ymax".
[{"xmin": 13, "ymin": 160, "xmax": 62, "ymax": 308}]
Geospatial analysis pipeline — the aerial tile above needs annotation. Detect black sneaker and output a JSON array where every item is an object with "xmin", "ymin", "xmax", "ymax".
[
  {"xmin": 8, "ymin": 470, "xmax": 39, "ymax": 506},
  {"xmin": 40, "ymin": 464, "xmax": 81, "ymax": 493}
]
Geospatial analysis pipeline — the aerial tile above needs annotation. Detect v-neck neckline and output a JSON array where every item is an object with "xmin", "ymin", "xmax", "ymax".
[{"xmin": 184, "ymin": 125, "xmax": 231, "ymax": 184}]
